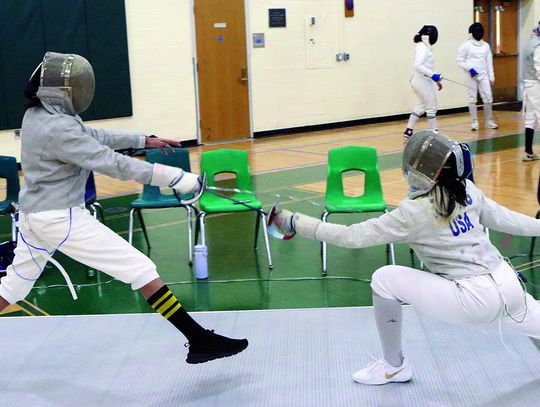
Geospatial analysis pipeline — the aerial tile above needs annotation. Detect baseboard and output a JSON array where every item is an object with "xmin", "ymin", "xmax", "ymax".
[{"xmin": 253, "ymin": 105, "xmax": 492, "ymax": 139}]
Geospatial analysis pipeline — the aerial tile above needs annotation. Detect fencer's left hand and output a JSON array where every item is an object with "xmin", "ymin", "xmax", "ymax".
[
  {"xmin": 145, "ymin": 136, "xmax": 182, "ymax": 155},
  {"xmin": 437, "ymin": 82, "xmax": 443, "ymax": 91},
  {"xmin": 490, "ymin": 80, "xmax": 495, "ymax": 86}
]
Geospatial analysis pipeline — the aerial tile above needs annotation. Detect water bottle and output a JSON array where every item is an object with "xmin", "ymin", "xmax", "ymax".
[{"xmin": 193, "ymin": 244, "xmax": 208, "ymax": 280}]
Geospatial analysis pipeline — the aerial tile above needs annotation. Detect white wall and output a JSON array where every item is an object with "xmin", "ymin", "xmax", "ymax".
[
  {"xmin": 248, "ymin": 0, "xmax": 473, "ymax": 131},
  {"xmin": 0, "ymin": 0, "xmax": 198, "ymax": 161}
]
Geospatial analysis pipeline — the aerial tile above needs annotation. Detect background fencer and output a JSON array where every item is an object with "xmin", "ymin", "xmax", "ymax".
[
  {"xmin": 457, "ymin": 23, "xmax": 498, "ymax": 131},
  {"xmin": 0, "ymin": 52, "xmax": 248, "ymax": 364},
  {"xmin": 522, "ymin": 21, "xmax": 540, "ymax": 162},
  {"xmin": 403, "ymin": 25, "xmax": 443, "ymax": 138},
  {"xmin": 270, "ymin": 130, "xmax": 540, "ymax": 385}
]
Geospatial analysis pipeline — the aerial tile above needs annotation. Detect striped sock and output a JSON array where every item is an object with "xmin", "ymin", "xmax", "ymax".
[{"xmin": 147, "ymin": 285, "xmax": 206, "ymax": 341}]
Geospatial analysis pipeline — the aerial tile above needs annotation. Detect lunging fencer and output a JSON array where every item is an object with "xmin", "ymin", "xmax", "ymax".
[
  {"xmin": 404, "ymin": 25, "xmax": 444, "ymax": 138},
  {"xmin": 457, "ymin": 22, "xmax": 498, "ymax": 131},
  {"xmin": 270, "ymin": 130, "xmax": 540, "ymax": 385},
  {"xmin": 522, "ymin": 21, "xmax": 540, "ymax": 161},
  {"xmin": 0, "ymin": 52, "xmax": 248, "ymax": 364}
]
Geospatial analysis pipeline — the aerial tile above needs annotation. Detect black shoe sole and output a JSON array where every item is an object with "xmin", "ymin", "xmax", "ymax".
[{"xmin": 186, "ymin": 341, "xmax": 248, "ymax": 364}]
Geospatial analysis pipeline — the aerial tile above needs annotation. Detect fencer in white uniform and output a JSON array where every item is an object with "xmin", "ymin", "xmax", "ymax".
[
  {"xmin": 271, "ymin": 130, "xmax": 540, "ymax": 385},
  {"xmin": 404, "ymin": 25, "xmax": 444, "ymax": 138},
  {"xmin": 522, "ymin": 21, "xmax": 540, "ymax": 161},
  {"xmin": 0, "ymin": 52, "xmax": 248, "ymax": 364},
  {"xmin": 457, "ymin": 22, "xmax": 497, "ymax": 131}
]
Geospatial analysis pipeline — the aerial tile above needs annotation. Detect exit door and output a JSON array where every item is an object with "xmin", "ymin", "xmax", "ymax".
[
  {"xmin": 194, "ymin": 0, "xmax": 251, "ymax": 143},
  {"xmin": 474, "ymin": 0, "xmax": 518, "ymax": 102}
]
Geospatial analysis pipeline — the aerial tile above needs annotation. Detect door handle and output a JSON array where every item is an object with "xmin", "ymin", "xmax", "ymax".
[{"xmin": 240, "ymin": 68, "xmax": 248, "ymax": 82}]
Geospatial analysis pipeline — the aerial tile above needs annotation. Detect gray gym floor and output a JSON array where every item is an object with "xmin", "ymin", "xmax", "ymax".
[{"xmin": 1, "ymin": 307, "xmax": 539, "ymax": 407}]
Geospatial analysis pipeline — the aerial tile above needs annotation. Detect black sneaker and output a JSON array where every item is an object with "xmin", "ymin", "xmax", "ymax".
[
  {"xmin": 186, "ymin": 330, "xmax": 249, "ymax": 364},
  {"xmin": 403, "ymin": 128, "xmax": 413, "ymax": 138}
]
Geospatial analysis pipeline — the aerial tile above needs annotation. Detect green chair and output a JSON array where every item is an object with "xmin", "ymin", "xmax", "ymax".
[
  {"xmin": 195, "ymin": 149, "xmax": 272, "ymax": 269},
  {"xmin": 128, "ymin": 148, "xmax": 196, "ymax": 264},
  {"xmin": 0, "ymin": 156, "xmax": 20, "ymax": 242},
  {"xmin": 321, "ymin": 146, "xmax": 395, "ymax": 275}
]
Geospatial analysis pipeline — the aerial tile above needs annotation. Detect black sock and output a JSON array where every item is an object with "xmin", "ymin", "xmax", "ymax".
[
  {"xmin": 526, "ymin": 127, "xmax": 535, "ymax": 154},
  {"xmin": 147, "ymin": 285, "xmax": 206, "ymax": 341}
]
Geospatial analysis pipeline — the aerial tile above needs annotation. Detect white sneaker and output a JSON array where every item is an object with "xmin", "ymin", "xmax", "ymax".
[
  {"xmin": 523, "ymin": 153, "xmax": 540, "ymax": 162},
  {"xmin": 470, "ymin": 120, "xmax": 479, "ymax": 131},
  {"xmin": 486, "ymin": 120, "xmax": 498, "ymax": 129},
  {"xmin": 352, "ymin": 358, "xmax": 413, "ymax": 385}
]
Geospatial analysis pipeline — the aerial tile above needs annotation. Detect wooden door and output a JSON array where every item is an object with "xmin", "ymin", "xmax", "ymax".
[
  {"xmin": 490, "ymin": 0, "xmax": 518, "ymax": 102},
  {"xmin": 194, "ymin": 0, "xmax": 250, "ymax": 143}
]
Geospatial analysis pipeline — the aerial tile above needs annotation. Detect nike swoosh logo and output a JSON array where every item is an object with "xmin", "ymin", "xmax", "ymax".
[{"xmin": 385, "ymin": 367, "xmax": 406, "ymax": 379}]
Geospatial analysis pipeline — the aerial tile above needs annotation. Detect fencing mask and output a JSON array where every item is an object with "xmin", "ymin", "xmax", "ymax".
[
  {"xmin": 415, "ymin": 25, "xmax": 438, "ymax": 45},
  {"xmin": 40, "ymin": 52, "xmax": 95, "ymax": 114},
  {"xmin": 469, "ymin": 23, "xmax": 484, "ymax": 41},
  {"xmin": 402, "ymin": 130, "xmax": 465, "ymax": 198}
]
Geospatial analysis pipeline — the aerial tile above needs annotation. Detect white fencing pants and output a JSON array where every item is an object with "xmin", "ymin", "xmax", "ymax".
[
  {"xmin": 0, "ymin": 207, "xmax": 159, "ymax": 304},
  {"xmin": 371, "ymin": 261, "xmax": 540, "ymax": 339},
  {"xmin": 410, "ymin": 74, "xmax": 437, "ymax": 117},
  {"xmin": 524, "ymin": 81, "xmax": 540, "ymax": 129},
  {"xmin": 466, "ymin": 75, "xmax": 493, "ymax": 104}
]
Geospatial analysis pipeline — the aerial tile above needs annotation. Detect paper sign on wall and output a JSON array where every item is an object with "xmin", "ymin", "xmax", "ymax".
[{"xmin": 214, "ymin": 22, "xmax": 227, "ymax": 28}]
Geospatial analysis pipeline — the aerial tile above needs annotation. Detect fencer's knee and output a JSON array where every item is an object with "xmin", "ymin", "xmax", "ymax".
[
  {"xmin": 0, "ymin": 277, "xmax": 34, "ymax": 304},
  {"xmin": 426, "ymin": 109, "xmax": 437, "ymax": 117},
  {"xmin": 130, "ymin": 266, "xmax": 160, "ymax": 291},
  {"xmin": 467, "ymin": 95, "xmax": 477, "ymax": 104},
  {"xmin": 370, "ymin": 266, "xmax": 398, "ymax": 299}
]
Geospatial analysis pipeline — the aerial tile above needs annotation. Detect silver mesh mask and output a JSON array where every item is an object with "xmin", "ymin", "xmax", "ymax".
[
  {"xmin": 402, "ymin": 130, "xmax": 464, "ymax": 198},
  {"xmin": 40, "ymin": 52, "xmax": 95, "ymax": 113}
]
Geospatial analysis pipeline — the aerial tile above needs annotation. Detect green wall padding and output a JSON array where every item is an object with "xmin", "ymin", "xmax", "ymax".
[{"xmin": 0, "ymin": 0, "xmax": 131, "ymax": 130}]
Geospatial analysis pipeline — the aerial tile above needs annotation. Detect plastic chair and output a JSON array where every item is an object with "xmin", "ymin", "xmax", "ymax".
[
  {"xmin": 195, "ymin": 149, "xmax": 272, "ymax": 269},
  {"xmin": 128, "ymin": 148, "xmax": 196, "ymax": 264},
  {"xmin": 530, "ymin": 171, "xmax": 540, "ymax": 257},
  {"xmin": 0, "ymin": 156, "xmax": 20, "ymax": 242},
  {"xmin": 321, "ymin": 146, "xmax": 395, "ymax": 275},
  {"xmin": 85, "ymin": 171, "xmax": 105, "ymax": 223}
]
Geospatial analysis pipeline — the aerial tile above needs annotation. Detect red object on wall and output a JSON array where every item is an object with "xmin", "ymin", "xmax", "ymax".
[{"xmin": 345, "ymin": 0, "xmax": 354, "ymax": 17}]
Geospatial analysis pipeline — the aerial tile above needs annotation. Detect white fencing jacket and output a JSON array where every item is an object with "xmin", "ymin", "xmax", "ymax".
[
  {"xmin": 457, "ymin": 39, "xmax": 495, "ymax": 81},
  {"xmin": 294, "ymin": 180, "xmax": 540, "ymax": 279}
]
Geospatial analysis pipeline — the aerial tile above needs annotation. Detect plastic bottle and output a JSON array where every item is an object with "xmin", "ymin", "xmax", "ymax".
[{"xmin": 193, "ymin": 244, "xmax": 208, "ymax": 279}]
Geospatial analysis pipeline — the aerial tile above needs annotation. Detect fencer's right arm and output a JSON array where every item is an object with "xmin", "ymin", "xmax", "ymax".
[
  {"xmin": 53, "ymin": 119, "xmax": 200, "ymax": 193},
  {"xmin": 149, "ymin": 164, "xmax": 201, "ymax": 194},
  {"xmin": 456, "ymin": 43, "xmax": 470, "ymax": 72},
  {"xmin": 278, "ymin": 202, "xmax": 422, "ymax": 249}
]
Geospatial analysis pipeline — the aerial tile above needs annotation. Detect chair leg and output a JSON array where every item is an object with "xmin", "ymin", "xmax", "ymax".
[
  {"xmin": 91, "ymin": 204, "xmax": 98, "ymax": 219},
  {"xmin": 321, "ymin": 211, "xmax": 329, "ymax": 276},
  {"xmin": 185, "ymin": 206, "xmax": 194, "ymax": 266},
  {"xmin": 128, "ymin": 208, "xmax": 135, "ymax": 245},
  {"xmin": 530, "ymin": 209, "xmax": 540, "ymax": 257},
  {"xmin": 384, "ymin": 210, "xmax": 396, "ymax": 265},
  {"xmin": 260, "ymin": 212, "xmax": 273, "ymax": 269},
  {"xmin": 93, "ymin": 202, "xmax": 105, "ymax": 223},
  {"xmin": 254, "ymin": 211, "xmax": 261, "ymax": 250},
  {"xmin": 194, "ymin": 211, "xmax": 200, "ymax": 246},
  {"xmin": 136, "ymin": 209, "xmax": 151, "ymax": 249},
  {"xmin": 198, "ymin": 212, "xmax": 207, "ymax": 246},
  {"xmin": 10, "ymin": 213, "xmax": 17, "ymax": 243}
]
